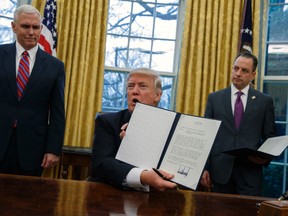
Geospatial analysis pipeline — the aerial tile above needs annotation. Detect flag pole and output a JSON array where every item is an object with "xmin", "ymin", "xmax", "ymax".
[{"xmin": 238, "ymin": 0, "xmax": 253, "ymax": 54}]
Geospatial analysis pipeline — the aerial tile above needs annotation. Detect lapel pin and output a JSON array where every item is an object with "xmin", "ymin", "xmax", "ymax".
[{"xmin": 252, "ymin": 96, "xmax": 256, "ymax": 99}]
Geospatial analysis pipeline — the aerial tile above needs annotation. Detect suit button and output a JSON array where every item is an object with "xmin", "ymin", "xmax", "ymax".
[{"xmin": 12, "ymin": 120, "xmax": 17, "ymax": 128}]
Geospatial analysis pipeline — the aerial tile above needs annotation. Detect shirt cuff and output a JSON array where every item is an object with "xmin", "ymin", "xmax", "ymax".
[{"xmin": 126, "ymin": 167, "xmax": 150, "ymax": 192}]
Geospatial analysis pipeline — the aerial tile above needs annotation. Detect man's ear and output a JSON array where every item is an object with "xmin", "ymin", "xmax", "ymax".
[
  {"xmin": 11, "ymin": 22, "xmax": 16, "ymax": 33},
  {"xmin": 252, "ymin": 71, "xmax": 256, "ymax": 79},
  {"xmin": 154, "ymin": 91, "xmax": 162, "ymax": 103}
]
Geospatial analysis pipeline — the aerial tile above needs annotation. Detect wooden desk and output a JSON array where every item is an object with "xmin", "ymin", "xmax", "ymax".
[
  {"xmin": 0, "ymin": 174, "xmax": 274, "ymax": 216},
  {"xmin": 60, "ymin": 146, "xmax": 92, "ymax": 180}
]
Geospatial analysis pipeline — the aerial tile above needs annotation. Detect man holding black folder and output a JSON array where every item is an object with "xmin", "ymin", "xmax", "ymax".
[
  {"xmin": 200, "ymin": 52, "xmax": 277, "ymax": 196},
  {"xmin": 90, "ymin": 68, "xmax": 177, "ymax": 191}
]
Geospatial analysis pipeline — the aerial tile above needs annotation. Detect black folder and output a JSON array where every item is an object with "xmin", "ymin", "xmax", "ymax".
[
  {"xmin": 223, "ymin": 135, "xmax": 288, "ymax": 158},
  {"xmin": 223, "ymin": 148, "xmax": 273, "ymax": 158}
]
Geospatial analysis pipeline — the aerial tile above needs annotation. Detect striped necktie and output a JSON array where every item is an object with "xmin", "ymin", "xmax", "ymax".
[{"xmin": 17, "ymin": 51, "xmax": 30, "ymax": 100}]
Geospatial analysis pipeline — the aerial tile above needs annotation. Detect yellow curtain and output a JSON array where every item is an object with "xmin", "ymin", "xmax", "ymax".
[
  {"xmin": 176, "ymin": 0, "xmax": 266, "ymax": 116},
  {"xmin": 32, "ymin": 0, "xmax": 108, "ymax": 149}
]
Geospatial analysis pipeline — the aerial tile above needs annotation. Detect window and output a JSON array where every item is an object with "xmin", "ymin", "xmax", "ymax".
[
  {"xmin": 0, "ymin": 0, "xmax": 16, "ymax": 44},
  {"xmin": 262, "ymin": 0, "xmax": 288, "ymax": 198},
  {"xmin": 102, "ymin": 0, "xmax": 183, "ymax": 111}
]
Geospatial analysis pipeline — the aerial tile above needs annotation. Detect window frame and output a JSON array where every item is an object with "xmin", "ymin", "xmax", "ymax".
[
  {"xmin": 260, "ymin": 0, "xmax": 288, "ymax": 196},
  {"xmin": 102, "ymin": 0, "xmax": 185, "ymax": 112}
]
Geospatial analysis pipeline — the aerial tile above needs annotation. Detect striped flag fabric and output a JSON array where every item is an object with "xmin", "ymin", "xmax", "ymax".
[
  {"xmin": 238, "ymin": 0, "xmax": 253, "ymax": 53},
  {"xmin": 39, "ymin": 0, "xmax": 58, "ymax": 57}
]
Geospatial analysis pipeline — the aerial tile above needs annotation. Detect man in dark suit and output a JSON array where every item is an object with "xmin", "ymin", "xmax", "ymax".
[
  {"xmin": 90, "ymin": 68, "xmax": 177, "ymax": 191},
  {"xmin": 200, "ymin": 52, "xmax": 276, "ymax": 196},
  {"xmin": 0, "ymin": 5, "xmax": 65, "ymax": 176}
]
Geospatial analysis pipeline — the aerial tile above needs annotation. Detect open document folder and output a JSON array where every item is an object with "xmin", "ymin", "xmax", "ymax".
[
  {"xmin": 223, "ymin": 135, "xmax": 288, "ymax": 158},
  {"xmin": 115, "ymin": 103, "xmax": 221, "ymax": 190}
]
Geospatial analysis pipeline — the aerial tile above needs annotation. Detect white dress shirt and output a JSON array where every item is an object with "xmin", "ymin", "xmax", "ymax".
[
  {"xmin": 231, "ymin": 84, "xmax": 249, "ymax": 114},
  {"xmin": 126, "ymin": 167, "xmax": 150, "ymax": 192},
  {"xmin": 15, "ymin": 41, "xmax": 38, "ymax": 76}
]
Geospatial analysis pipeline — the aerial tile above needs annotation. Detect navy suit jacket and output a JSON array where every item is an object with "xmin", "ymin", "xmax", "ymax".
[
  {"xmin": 204, "ymin": 86, "xmax": 276, "ymax": 186},
  {"xmin": 0, "ymin": 43, "xmax": 65, "ymax": 170},
  {"xmin": 91, "ymin": 109, "xmax": 135, "ymax": 189}
]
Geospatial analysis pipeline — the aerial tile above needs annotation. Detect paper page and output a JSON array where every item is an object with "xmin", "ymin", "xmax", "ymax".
[
  {"xmin": 159, "ymin": 115, "xmax": 221, "ymax": 190},
  {"xmin": 116, "ymin": 103, "xmax": 176, "ymax": 169},
  {"xmin": 258, "ymin": 135, "xmax": 288, "ymax": 156}
]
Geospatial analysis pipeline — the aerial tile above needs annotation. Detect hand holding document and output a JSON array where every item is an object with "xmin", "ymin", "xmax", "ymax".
[
  {"xmin": 223, "ymin": 135, "xmax": 288, "ymax": 158},
  {"xmin": 115, "ymin": 103, "xmax": 221, "ymax": 190}
]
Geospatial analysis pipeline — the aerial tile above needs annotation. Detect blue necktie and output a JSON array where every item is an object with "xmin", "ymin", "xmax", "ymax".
[{"xmin": 234, "ymin": 91, "xmax": 244, "ymax": 129}]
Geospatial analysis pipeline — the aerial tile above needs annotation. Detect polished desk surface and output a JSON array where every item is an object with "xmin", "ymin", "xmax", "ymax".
[{"xmin": 0, "ymin": 174, "xmax": 274, "ymax": 216}]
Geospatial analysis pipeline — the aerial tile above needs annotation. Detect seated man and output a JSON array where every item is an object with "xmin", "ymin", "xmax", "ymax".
[{"xmin": 90, "ymin": 68, "xmax": 177, "ymax": 191}]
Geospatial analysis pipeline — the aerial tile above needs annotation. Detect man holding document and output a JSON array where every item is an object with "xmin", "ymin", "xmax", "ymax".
[
  {"xmin": 200, "ymin": 52, "xmax": 277, "ymax": 196},
  {"xmin": 90, "ymin": 68, "xmax": 177, "ymax": 191}
]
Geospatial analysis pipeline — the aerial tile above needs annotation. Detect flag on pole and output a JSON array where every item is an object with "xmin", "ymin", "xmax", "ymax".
[
  {"xmin": 238, "ymin": 0, "xmax": 253, "ymax": 53},
  {"xmin": 39, "ymin": 0, "xmax": 58, "ymax": 57}
]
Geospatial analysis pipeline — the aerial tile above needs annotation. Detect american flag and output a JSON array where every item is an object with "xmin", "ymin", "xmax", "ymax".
[
  {"xmin": 238, "ymin": 0, "xmax": 252, "ymax": 53},
  {"xmin": 39, "ymin": 0, "xmax": 58, "ymax": 57}
]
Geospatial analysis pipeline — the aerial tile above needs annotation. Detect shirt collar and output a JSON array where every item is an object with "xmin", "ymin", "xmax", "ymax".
[
  {"xmin": 231, "ymin": 84, "xmax": 249, "ymax": 96},
  {"xmin": 16, "ymin": 41, "xmax": 38, "ymax": 60}
]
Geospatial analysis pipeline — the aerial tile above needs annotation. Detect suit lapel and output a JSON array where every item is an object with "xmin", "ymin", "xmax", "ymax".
[
  {"xmin": 122, "ymin": 110, "xmax": 131, "ymax": 125},
  {"xmin": 20, "ymin": 48, "xmax": 46, "ymax": 101},
  {"xmin": 224, "ymin": 87, "xmax": 235, "ymax": 129},
  {"xmin": 243, "ymin": 88, "xmax": 257, "ymax": 121},
  {"xmin": 3, "ymin": 44, "xmax": 18, "ymax": 101}
]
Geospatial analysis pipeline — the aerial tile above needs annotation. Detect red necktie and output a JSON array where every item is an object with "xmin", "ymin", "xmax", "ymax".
[
  {"xmin": 17, "ymin": 51, "xmax": 30, "ymax": 100},
  {"xmin": 234, "ymin": 91, "xmax": 244, "ymax": 129}
]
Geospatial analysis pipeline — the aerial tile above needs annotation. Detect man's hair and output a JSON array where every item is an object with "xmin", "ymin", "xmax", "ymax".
[
  {"xmin": 235, "ymin": 52, "xmax": 258, "ymax": 72},
  {"xmin": 14, "ymin": 4, "xmax": 42, "ymax": 23},
  {"xmin": 127, "ymin": 68, "xmax": 162, "ymax": 93}
]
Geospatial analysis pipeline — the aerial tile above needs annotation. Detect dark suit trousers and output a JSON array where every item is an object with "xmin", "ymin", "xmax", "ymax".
[
  {"xmin": 212, "ymin": 159, "xmax": 262, "ymax": 196},
  {"xmin": 0, "ymin": 128, "xmax": 43, "ymax": 177}
]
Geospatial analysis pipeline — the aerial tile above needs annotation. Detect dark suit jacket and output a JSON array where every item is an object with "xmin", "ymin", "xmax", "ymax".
[
  {"xmin": 204, "ymin": 86, "xmax": 276, "ymax": 186},
  {"xmin": 91, "ymin": 109, "xmax": 134, "ymax": 189},
  {"xmin": 0, "ymin": 43, "xmax": 65, "ymax": 170}
]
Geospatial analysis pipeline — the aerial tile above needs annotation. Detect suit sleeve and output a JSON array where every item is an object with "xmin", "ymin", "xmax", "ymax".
[
  {"xmin": 46, "ymin": 60, "xmax": 66, "ymax": 155},
  {"xmin": 262, "ymin": 96, "xmax": 277, "ymax": 140},
  {"xmin": 204, "ymin": 93, "xmax": 214, "ymax": 119},
  {"xmin": 203, "ymin": 93, "xmax": 214, "ymax": 171},
  {"xmin": 91, "ymin": 114, "xmax": 135, "ymax": 189}
]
